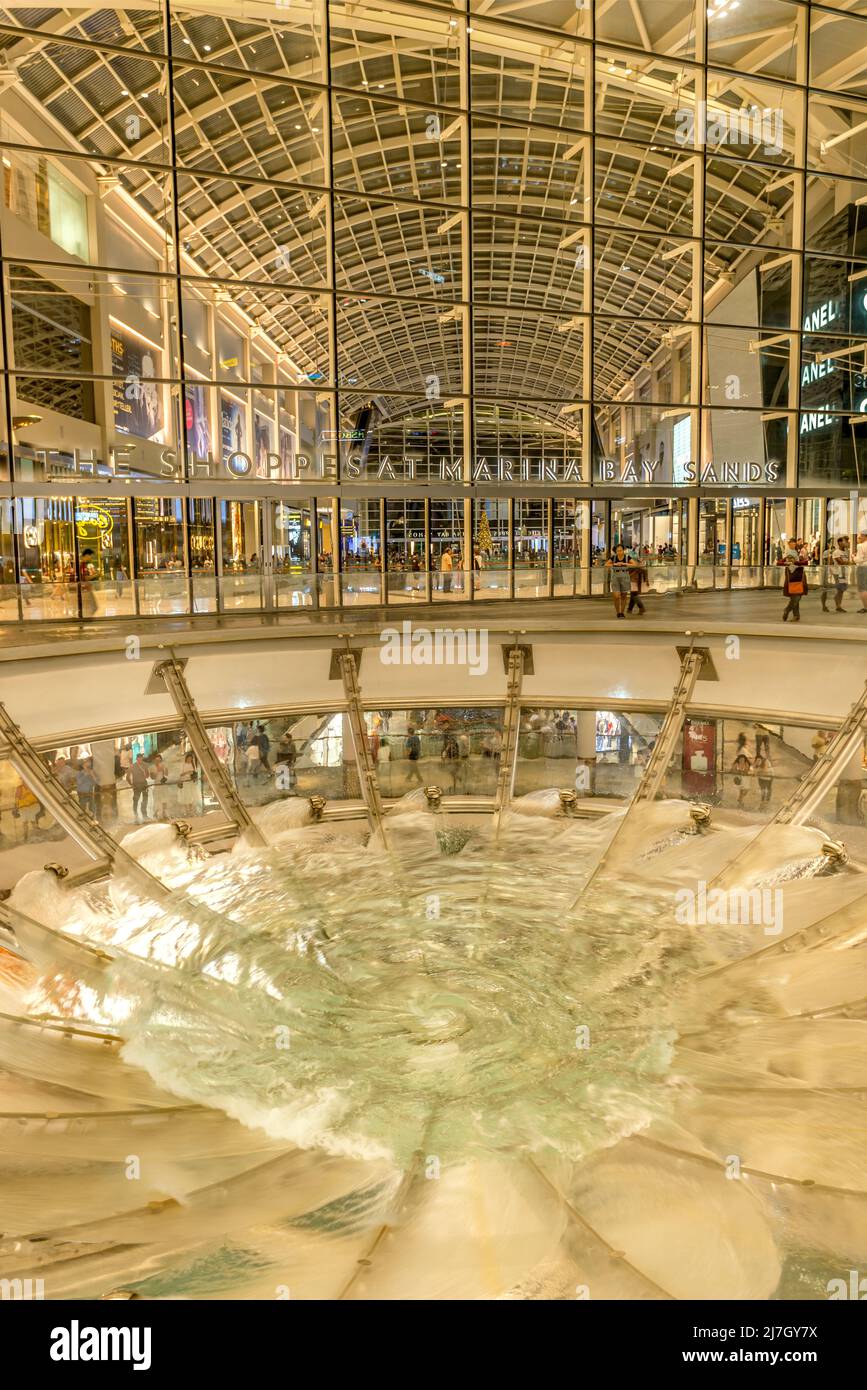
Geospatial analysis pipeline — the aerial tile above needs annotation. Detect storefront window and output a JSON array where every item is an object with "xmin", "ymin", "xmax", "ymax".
[
  {"xmin": 220, "ymin": 500, "xmax": 262, "ymax": 611},
  {"xmin": 474, "ymin": 497, "xmax": 509, "ymax": 598},
  {"xmin": 133, "ymin": 498, "xmax": 186, "ymax": 615},
  {"xmin": 221, "ymin": 500, "xmax": 260, "ymax": 573},
  {"xmin": 17, "ymin": 495, "xmax": 76, "ymax": 584},
  {"xmin": 430, "ymin": 499, "xmax": 466, "ymax": 600},
  {"xmin": 387, "ymin": 498, "xmax": 427, "ymax": 600},
  {"xmin": 513, "ymin": 498, "xmax": 549, "ymax": 598},
  {"xmin": 0, "ymin": 500, "xmax": 14, "ymax": 619},
  {"xmin": 74, "ymin": 497, "xmax": 130, "ymax": 584},
  {"xmin": 730, "ymin": 498, "xmax": 762, "ymax": 581},
  {"xmin": 133, "ymin": 497, "xmax": 183, "ymax": 574},
  {"xmin": 340, "ymin": 499, "xmax": 381, "ymax": 606}
]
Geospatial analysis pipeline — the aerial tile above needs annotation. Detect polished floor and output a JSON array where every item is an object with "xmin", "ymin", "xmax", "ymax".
[{"xmin": 2, "ymin": 585, "xmax": 866, "ymax": 656}]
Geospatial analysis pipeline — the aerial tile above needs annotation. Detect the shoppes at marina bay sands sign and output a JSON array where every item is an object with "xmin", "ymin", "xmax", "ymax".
[
  {"xmin": 185, "ymin": 451, "xmax": 782, "ymax": 484},
  {"xmin": 42, "ymin": 444, "xmax": 781, "ymax": 486},
  {"xmin": 339, "ymin": 455, "xmax": 782, "ymax": 485}
]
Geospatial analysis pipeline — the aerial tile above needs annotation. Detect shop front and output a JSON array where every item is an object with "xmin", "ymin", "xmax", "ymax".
[{"xmin": 2, "ymin": 487, "xmax": 864, "ymax": 619}]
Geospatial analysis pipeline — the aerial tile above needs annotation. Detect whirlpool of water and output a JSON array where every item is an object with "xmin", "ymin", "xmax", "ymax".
[{"xmin": 1, "ymin": 794, "xmax": 866, "ymax": 1300}]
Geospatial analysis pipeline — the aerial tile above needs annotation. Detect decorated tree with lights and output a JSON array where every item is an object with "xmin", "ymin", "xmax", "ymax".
[{"xmin": 476, "ymin": 509, "xmax": 493, "ymax": 554}]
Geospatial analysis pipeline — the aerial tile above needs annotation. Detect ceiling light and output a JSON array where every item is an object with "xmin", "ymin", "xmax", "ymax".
[{"xmin": 203, "ymin": 44, "xmax": 211, "ymax": 52}]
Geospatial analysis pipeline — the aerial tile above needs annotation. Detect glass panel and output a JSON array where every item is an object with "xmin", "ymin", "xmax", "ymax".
[
  {"xmin": 208, "ymin": 714, "xmax": 358, "ymax": 805},
  {"xmin": 170, "ymin": 3, "xmax": 327, "ymax": 84},
  {"xmin": 516, "ymin": 707, "xmax": 666, "ymax": 801},
  {"xmin": 473, "ymin": 497, "xmax": 509, "ymax": 599},
  {"xmin": 430, "ymin": 498, "xmax": 466, "ymax": 600},
  {"xmin": 133, "ymin": 496, "xmax": 188, "ymax": 615},
  {"xmin": 44, "ymin": 732, "xmax": 211, "ymax": 831},
  {"xmin": 220, "ymin": 499, "xmax": 263, "ymax": 610},
  {"xmin": 365, "ymin": 708, "xmax": 505, "ymax": 799},
  {"xmin": 513, "ymin": 497, "xmax": 549, "ymax": 598}
]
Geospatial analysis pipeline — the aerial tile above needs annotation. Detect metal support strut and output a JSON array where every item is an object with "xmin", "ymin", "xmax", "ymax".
[
  {"xmin": 338, "ymin": 650, "xmax": 390, "ymax": 848},
  {"xmin": 492, "ymin": 644, "xmax": 525, "ymax": 840},
  {"xmin": 570, "ymin": 645, "xmax": 705, "ymax": 903},
  {"xmin": 633, "ymin": 647, "xmax": 706, "ymax": 805},
  {"xmin": 769, "ymin": 679, "xmax": 867, "ymax": 828},
  {"xmin": 711, "ymin": 678, "xmax": 867, "ymax": 888},
  {"xmin": 155, "ymin": 657, "xmax": 265, "ymax": 847},
  {"xmin": 0, "ymin": 701, "xmax": 171, "ymax": 901}
]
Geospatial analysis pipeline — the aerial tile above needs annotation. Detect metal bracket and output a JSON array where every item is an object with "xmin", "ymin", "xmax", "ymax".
[
  {"xmin": 145, "ymin": 656, "xmax": 187, "ymax": 696},
  {"xmin": 330, "ymin": 648, "xmax": 362, "ymax": 680},
  {"xmin": 674, "ymin": 645, "xmax": 717, "ymax": 680},
  {"xmin": 501, "ymin": 643, "xmax": 534, "ymax": 675}
]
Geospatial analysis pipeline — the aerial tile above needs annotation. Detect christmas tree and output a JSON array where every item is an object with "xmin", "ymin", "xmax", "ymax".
[{"xmin": 476, "ymin": 509, "xmax": 493, "ymax": 553}]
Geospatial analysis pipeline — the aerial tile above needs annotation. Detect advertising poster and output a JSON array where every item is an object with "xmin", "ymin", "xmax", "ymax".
[
  {"xmin": 111, "ymin": 328, "xmax": 163, "ymax": 441},
  {"xmin": 279, "ymin": 426, "xmax": 294, "ymax": 478},
  {"xmin": 682, "ymin": 718, "xmax": 717, "ymax": 797},
  {"xmin": 220, "ymin": 393, "xmax": 246, "ymax": 464},
  {"xmin": 254, "ymin": 410, "xmax": 274, "ymax": 473},
  {"xmin": 184, "ymin": 384, "xmax": 211, "ymax": 459}
]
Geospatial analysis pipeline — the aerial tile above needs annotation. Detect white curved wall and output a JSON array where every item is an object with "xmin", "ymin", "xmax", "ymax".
[{"xmin": 0, "ymin": 627, "xmax": 863, "ymax": 744}]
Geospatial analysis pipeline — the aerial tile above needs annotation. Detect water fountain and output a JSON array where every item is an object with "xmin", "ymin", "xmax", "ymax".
[{"xmin": 0, "ymin": 794, "xmax": 865, "ymax": 1300}]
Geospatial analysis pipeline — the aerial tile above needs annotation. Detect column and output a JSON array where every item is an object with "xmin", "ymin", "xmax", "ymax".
[{"xmin": 575, "ymin": 710, "xmax": 597, "ymax": 795}]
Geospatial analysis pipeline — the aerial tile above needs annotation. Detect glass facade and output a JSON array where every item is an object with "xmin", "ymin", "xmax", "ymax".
[{"xmin": 0, "ymin": 1, "xmax": 866, "ymax": 617}]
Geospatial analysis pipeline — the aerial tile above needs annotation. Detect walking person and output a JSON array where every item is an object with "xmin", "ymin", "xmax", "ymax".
[
  {"xmin": 823, "ymin": 537, "xmax": 849, "ymax": 613},
  {"xmin": 441, "ymin": 732, "xmax": 460, "ymax": 793},
  {"xmin": 606, "ymin": 543, "xmax": 631, "ymax": 618},
  {"xmin": 79, "ymin": 547, "xmax": 98, "ymax": 617},
  {"xmin": 781, "ymin": 548, "xmax": 808, "ymax": 622},
  {"xmin": 149, "ymin": 754, "xmax": 170, "ymax": 820},
  {"xmin": 754, "ymin": 749, "xmax": 774, "ymax": 805},
  {"xmin": 14, "ymin": 781, "xmax": 44, "ymax": 841},
  {"xmin": 731, "ymin": 748, "xmax": 753, "ymax": 809},
  {"xmin": 439, "ymin": 546, "xmax": 454, "ymax": 595},
  {"xmin": 177, "ymin": 752, "xmax": 199, "ymax": 816},
  {"xmin": 76, "ymin": 758, "xmax": 97, "ymax": 818},
  {"xmin": 256, "ymin": 724, "xmax": 271, "ymax": 771},
  {"xmin": 626, "ymin": 553, "xmax": 647, "ymax": 615},
  {"xmin": 404, "ymin": 724, "xmax": 425, "ymax": 786},
  {"xmin": 245, "ymin": 733, "xmax": 263, "ymax": 783},
  {"xmin": 856, "ymin": 532, "xmax": 867, "ymax": 613},
  {"xmin": 129, "ymin": 753, "xmax": 151, "ymax": 822},
  {"xmin": 819, "ymin": 540, "xmax": 835, "ymax": 613}
]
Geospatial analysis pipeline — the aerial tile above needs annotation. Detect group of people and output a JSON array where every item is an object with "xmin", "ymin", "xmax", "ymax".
[
  {"xmin": 115, "ymin": 745, "xmax": 201, "ymax": 822},
  {"xmin": 233, "ymin": 722, "xmax": 299, "ymax": 791},
  {"xmin": 730, "ymin": 732, "xmax": 775, "ymax": 808},
  {"xmin": 366, "ymin": 713, "xmax": 502, "ymax": 794},
  {"xmin": 777, "ymin": 533, "xmax": 867, "ymax": 622}
]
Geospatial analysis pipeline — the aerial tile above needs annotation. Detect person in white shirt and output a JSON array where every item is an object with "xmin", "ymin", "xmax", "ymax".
[{"xmin": 856, "ymin": 533, "xmax": 867, "ymax": 613}]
